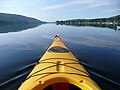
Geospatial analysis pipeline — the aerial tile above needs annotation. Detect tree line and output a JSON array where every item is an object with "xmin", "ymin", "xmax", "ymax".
[{"xmin": 56, "ymin": 15, "xmax": 120, "ymax": 25}]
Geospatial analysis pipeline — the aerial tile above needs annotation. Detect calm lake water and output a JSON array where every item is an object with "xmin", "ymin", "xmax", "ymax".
[{"xmin": 0, "ymin": 23, "xmax": 120, "ymax": 90}]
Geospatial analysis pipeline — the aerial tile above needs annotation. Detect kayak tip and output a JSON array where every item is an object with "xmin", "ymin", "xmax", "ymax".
[{"xmin": 55, "ymin": 34, "xmax": 59, "ymax": 38}]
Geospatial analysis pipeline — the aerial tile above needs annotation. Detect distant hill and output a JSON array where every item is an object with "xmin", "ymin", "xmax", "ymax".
[
  {"xmin": 0, "ymin": 13, "xmax": 43, "ymax": 23},
  {"xmin": 88, "ymin": 15, "xmax": 120, "ymax": 21},
  {"xmin": 0, "ymin": 13, "xmax": 45, "ymax": 33},
  {"xmin": 109, "ymin": 15, "xmax": 120, "ymax": 21}
]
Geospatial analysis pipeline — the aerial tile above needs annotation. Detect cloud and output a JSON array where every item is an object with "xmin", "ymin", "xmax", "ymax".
[
  {"xmin": 40, "ymin": 0, "xmax": 97, "ymax": 11},
  {"xmin": 40, "ymin": 1, "xmax": 83, "ymax": 11},
  {"xmin": 40, "ymin": 0, "xmax": 120, "ymax": 12},
  {"xmin": 102, "ymin": 8, "xmax": 120, "ymax": 14},
  {"xmin": 87, "ymin": 0, "xmax": 120, "ymax": 8},
  {"xmin": 88, "ymin": 2, "xmax": 110, "ymax": 8}
]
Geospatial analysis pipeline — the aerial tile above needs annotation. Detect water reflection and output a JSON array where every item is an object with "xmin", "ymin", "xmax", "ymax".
[
  {"xmin": 56, "ymin": 23, "xmax": 118, "ymax": 30},
  {"xmin": 0, "ymin": 23, "xmax": 44, "ymax": 33}
]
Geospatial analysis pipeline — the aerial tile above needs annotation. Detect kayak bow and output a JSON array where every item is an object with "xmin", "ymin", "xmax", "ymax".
[{"xmin": 19, "ymin": 35, "xmax": 101, "ymax": 90}]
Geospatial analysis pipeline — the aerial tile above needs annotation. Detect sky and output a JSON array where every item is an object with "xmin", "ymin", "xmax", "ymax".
[{"xmin": 0, "ymin": 0, "xmax": 120, "ymax": 21}]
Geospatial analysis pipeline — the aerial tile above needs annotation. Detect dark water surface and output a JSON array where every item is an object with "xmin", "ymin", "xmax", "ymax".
[{"xmin": 0, "ymin": 24, "xmax": 120, "ymax": 90}]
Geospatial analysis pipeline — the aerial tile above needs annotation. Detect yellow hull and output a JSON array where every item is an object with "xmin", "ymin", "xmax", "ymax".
[{"xmin": 19, "ymin": 35, "xmax": 101, "ymax": 90}]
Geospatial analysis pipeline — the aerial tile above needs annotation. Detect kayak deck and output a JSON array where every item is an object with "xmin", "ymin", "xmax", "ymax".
[{"xmin": 19, "ymin": 35, "xmax": 101, "ymax": 90}]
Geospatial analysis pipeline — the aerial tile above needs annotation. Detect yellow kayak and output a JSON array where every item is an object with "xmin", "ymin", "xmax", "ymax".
[{"xmin": 19, "ymin": 35, "xmax": 101, "ymax": 90}]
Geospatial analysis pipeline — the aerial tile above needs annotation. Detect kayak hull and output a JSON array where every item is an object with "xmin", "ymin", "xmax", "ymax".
[{"xmin": 19, "ymin": 35, "xmax": 101, "ymax": 90}]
